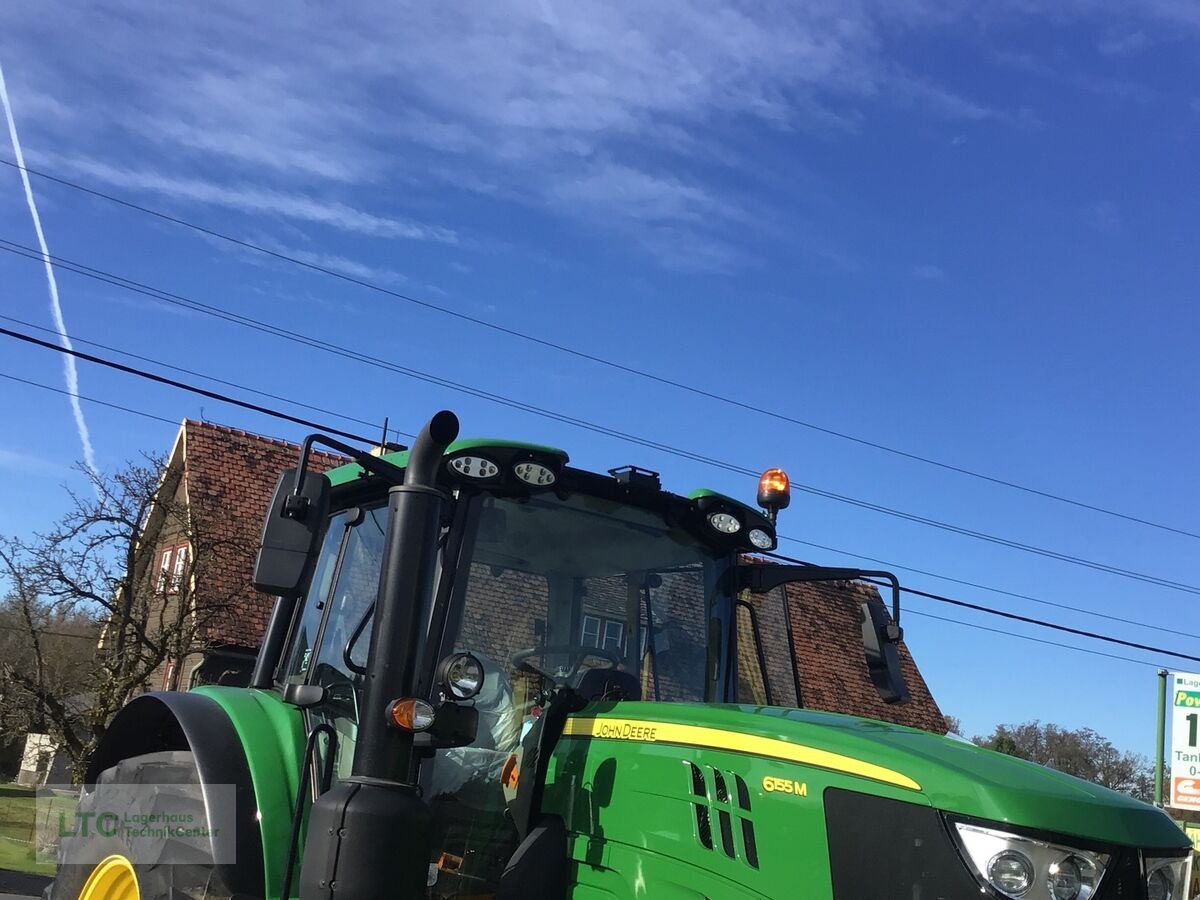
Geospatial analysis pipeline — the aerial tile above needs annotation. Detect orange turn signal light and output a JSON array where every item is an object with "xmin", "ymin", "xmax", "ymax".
[
  {"xmin": 757, "ymin": 467, "xmax": 791, "ymax": 512},
  {"xmin": 387, "ymin": 698, "xmax": 436, "ymax": 732}
]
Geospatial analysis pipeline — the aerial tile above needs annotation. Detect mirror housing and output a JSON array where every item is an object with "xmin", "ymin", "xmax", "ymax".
[
  {"xmin": 861, "ymin": 598, "xmax": 910, "ymax": 705},
  {"xmin": 413, "ymin": 702, "xmax": 479, "ymax": 750},
  {"xmin": 252, "ymin": 468, "xmax": 331, "ymax": 598}
]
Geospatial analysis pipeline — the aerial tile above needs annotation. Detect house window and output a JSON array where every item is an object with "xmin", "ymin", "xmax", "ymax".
[
  {"xmin": 602, "ymin": 620, "xmax": 624, "ymax": 652},
  {"xmin": 581, "ymin": 614, "xmax": 625, "ymax": 652},
  {"xmin": 157, "ymin": 542, "xmax": 189, "ymax": 594}
]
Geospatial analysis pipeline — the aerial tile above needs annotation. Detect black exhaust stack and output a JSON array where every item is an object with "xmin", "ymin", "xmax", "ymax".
[{"xmin": 299, "ymin": 411, "xmax": 459, "ymax": 900}]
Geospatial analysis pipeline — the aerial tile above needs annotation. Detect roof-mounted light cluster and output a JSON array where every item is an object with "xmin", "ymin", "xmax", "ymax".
[
  {"xmin": 442, "ymin": 441, "xmax": 569, "ymax": 493},
  {"xmin": 688, "ymin": 489, "xmax": 777, "ymax": 552},
  {"xmin": 448, "ymin": 456, "xmax": 500, "ymax": 480}
]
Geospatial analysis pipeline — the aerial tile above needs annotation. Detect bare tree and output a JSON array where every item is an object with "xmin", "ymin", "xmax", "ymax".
[
  {"xmin": 0, "ymin": 457, "xmax": 246, "ymax": 781},
  {"xmin": 0, "ymin": 544, "xmax": 100, "ymax": 778},
  {"xmin": 975, "ymin": 720, "xmax": 1156, "ymax": 802}
]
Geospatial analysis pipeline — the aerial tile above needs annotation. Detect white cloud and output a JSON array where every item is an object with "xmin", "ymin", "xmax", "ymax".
[
  {"xmin": 1097, "ymin": 30, "xmax": 1153, "ymax": 55},
  {"xmin": 912, "ymin": 263, "xmax": 946, "ymax": 280},
  {"xmin": 1071, "ymin": 73, "xmax": 1156, "ymax": 103},
  {"xmin": 251, "ymin": 243, "xmax": 412, "ymax": 287},
  {"xmin": 0, "ymin": 447, "xmax": 71, "ymax": 479},
  {"xmin": 0, "ymin": 0, "xmax": 1192, "ymax": 269},
  {"xmin": 995, "ymin": 50, "xmax": 1155, "ymax": 104},
  {"xmin": 0, "ymin": 0, "xmax": 1047, "ymax": 271},
  {"xmin": 1088, "ymin": 200, "xmax": 1121, "ymax": 234},
  {"xmin": 35, "ymin": 153, "xmax": 457, "ymax": 244}
]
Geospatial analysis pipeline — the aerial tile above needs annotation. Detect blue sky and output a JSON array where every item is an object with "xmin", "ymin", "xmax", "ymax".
[{"xmin": 0, "ymin": 1, "xmax": 1197, "ymax": 756}]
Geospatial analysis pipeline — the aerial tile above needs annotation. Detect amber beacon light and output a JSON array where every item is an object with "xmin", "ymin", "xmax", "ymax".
[{"xmin": 757, "ymin": 468, "xmax": 791, "ymax": 523}]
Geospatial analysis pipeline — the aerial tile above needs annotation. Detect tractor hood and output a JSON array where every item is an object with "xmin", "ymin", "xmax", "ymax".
[{"xmin": 571, "ymin": 702, "xmax": 1188, "ymax": 851}]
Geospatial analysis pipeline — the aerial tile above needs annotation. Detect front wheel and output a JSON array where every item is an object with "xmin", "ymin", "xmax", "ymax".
[{"xmin": 45, "ymin": 751, "xmax": 235, "ymax": 900}]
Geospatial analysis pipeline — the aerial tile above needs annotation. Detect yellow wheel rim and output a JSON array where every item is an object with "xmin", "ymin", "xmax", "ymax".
[{"xmin": 79, "ymin": 854, "xmax": 140, "ymax": 900}]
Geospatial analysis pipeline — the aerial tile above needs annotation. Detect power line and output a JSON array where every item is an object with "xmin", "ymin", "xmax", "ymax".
[
  {"xmin": 0, "ymin": 371, "xmax": 177, "ymax": 426},
  {"xmin": 4, "ymin": 335, "xmax": 1194, "ymax": 670},
  {"xmin": 904, "ymin": 610, "xmax": 1167, "ymax": 670},
  {"xmin": 14, "ymin": 345, "xmax": 1186, "ymax": 654},
  {"xmin": 0, "ymin": 314, "xmax": 414, "ymax": 443},
  {"xmin": 780, "ymin": 534, "xmax": 1200, "ymax": 640},
  {"xmin": 766, "ymin": 549, "xmax": 1200, "ymax": 663},
  {"xmin": 0, "ymin": 325, "xmax": 384, "ymax": 446},
  {"xmin": 900, "ymin": 583, "xmax": 1200, "ymax": 664},
  {"xmin": 1, "ymin": 156, "xmax": 1196, "ymax": 543},
  {"xmin": 0, "ymin": 267, "xmax": 1197, "ymax": 600},
  {"xmin": 0, "ymin": 620, "xmax": 98, "ymax": 641}
]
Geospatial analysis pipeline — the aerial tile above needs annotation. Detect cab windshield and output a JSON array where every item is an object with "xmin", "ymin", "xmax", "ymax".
[
  {"xmin": 440, "ymin": 490, "xmax": 734, "ymax": 709},
  {"xmin": 421, "ymin": 489, "xmax": 733, "ymax": 896}
]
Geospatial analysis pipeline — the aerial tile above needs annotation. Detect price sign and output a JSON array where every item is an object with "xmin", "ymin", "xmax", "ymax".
[{"xmin": 1170, "ymin": 672, "xmax": 1200, "ymax": 810}]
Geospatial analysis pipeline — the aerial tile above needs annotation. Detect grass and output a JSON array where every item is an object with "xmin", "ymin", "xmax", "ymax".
[{"xmin": 0, "ymin": 782, "xmax": 59, "ymax": 875}]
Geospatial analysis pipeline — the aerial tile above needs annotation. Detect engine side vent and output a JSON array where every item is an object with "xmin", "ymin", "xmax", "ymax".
[
  {"xmin": 682, "ymin": 762, "xmax": 760, "ymax": 869},
  {"xmin": 718, "ymin": 809, "xmax": 736, "ymax": 857},
  {"xmin": 695, "ymin": 804, "xmax": 714, "ymax": 850},
  {"xmin": 685, "ymin": 762, "xmax": 713, "ymax": 849}
]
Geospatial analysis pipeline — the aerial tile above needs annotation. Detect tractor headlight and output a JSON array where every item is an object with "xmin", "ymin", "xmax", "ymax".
[
  {"xmin": 448, "ymin": 455, "xmax": 500, "ymax": 479},
  {"xmin": 748, "ymin": 528, "xmax": 774, "ymax": 550},
  {"xmin": 513, "ymin": 461, "xmax": 556, "ymax": 486},
  {"xmin": 1145, "ymin": 855, "xmax": 1191, "ymax": 900},
  {"xmin": 952, "ymin": 822, "xmax": 1110, "ymax": 900},
  {"xmin": 708, "ymin": 511, "xmax": 741, "ymax": 534}
]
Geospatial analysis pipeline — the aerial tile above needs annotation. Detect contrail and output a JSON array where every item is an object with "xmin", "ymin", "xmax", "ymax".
[{"xmin": 0, "ymin": 60, "xmax": 98, "ymax": 480}]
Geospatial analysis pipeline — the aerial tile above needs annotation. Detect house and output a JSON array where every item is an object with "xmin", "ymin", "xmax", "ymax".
[
  {"xmin": 141, "ymin": 420, "xmax": 344, "ymax": 692},
  {"xmin": 745, "ymin": 579, "xmax": 945, "ymax": 732},
  {"xmin": 148, "ymin": 421, "xmax": 945, "ymax": 732}
]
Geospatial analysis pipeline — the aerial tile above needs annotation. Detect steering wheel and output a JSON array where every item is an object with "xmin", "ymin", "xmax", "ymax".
[
  {"xmin": 311, "ymin": 662, "xmax": 359, "ymax": 719},
  {"xmin": 510, "ymin": 644, "xmax": 624, "ymax": 686}
]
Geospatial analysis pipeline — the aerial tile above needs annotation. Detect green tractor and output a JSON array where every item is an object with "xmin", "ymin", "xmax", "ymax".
[{"xmin": 51, "ymin": 410, "xmax": 1191, "ymax": 899}]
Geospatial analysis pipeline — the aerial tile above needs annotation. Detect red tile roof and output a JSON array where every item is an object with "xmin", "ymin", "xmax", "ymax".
[
  {"xmin": 181, "ymin": 420, "xmax": 345, "ymax": 648},
  {"xmin": 786, "ymin": 580, "xmax": 945, "ymax": 732}
]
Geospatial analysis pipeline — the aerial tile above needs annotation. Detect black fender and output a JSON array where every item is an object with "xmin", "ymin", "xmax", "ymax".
[{"xmin": 87, "ymin": 691, "xmax": 266, "ymax": 898}]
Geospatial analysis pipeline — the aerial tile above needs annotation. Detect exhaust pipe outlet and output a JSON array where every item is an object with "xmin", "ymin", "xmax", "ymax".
[{"xmin": 405, "ymin": 410, "xmax": 459, "ymax": 488}]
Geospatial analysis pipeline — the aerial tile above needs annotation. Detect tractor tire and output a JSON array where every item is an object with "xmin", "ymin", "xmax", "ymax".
[{"xmin": 44, "ymin": 750, "xmax": 237, "ymax": 900}]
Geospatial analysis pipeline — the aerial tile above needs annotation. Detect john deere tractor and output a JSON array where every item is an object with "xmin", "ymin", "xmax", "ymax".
[{"xmin": 52, "ymin": 410, "xmax": 1191, "ymax": 899}]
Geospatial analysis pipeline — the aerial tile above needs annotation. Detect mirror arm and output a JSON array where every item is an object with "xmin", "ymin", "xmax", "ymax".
[
  {"xmin": 286, "ymin": 434, "xmax": 408, "ymax": 519},
  {"xmin": 741, "ymin": 564, "xmax": 902, "ymax": 634}
]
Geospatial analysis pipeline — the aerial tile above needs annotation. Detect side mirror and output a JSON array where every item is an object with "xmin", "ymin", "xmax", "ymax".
[
  {"xmin": 413, "ymin": 703, "xmax": 479, "ymax": 750},
  {"xmin": 861, "ymin": 599, "xmax": 910, "ymax": 705},
  {"xmin": 252, "ymin": 468, "xmax": 331, "ymax": 598},
  {"xmin": 739, "ymin": 562, "xmax": 911, "ymax": 705}
]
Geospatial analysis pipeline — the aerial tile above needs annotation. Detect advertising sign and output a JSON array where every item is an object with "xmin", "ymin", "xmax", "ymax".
[{"xmin": 1170, "ymin": 672, "xmax": 1200, "ymax": 811}]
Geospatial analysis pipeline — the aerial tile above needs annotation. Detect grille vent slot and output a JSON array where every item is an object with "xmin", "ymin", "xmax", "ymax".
[
  {"xmin": 682, "ymin": 762, "xmax": 760, "ymax": 869},
  {"xmin": 695, "ymin": 805, "xmax": 713, "ymax": 849}
]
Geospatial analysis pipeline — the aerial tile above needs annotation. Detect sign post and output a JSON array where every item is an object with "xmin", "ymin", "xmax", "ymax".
[
  {"xmin": 1169, "ymin": 671, "xmax": 1200, "ymax": 812},
  {"xmin": 1157, "ymin": 669, "xmax": 1167, "ymax": 806}
]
